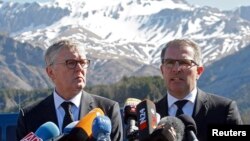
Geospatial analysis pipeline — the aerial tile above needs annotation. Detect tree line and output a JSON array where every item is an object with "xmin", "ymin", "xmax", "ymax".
[{"xmin": 0, "ymin": 76, "xmax": 249, "ymax": 123}]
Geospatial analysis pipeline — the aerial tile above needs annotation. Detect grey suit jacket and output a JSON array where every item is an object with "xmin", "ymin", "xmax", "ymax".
[
  {"xmin": 155, "ymin": 88, "xmax": 242, "ymax": 141},
  {"xmin": 16, "ymin": 91, "xmax": 123, "ymax": 141}
]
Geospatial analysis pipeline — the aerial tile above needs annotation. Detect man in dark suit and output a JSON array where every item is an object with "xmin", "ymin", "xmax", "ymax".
[
  {"xmin": 155, "ymin": 39, "xmax": 242, "ymax": 141},
  {"xmin": 16, "ymin": 39, "xmax": 123, "ymax": 141}
]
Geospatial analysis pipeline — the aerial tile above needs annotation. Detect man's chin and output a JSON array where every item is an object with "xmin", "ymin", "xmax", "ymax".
[
  {"xmin": 169, "ymin": 86, "xmax": 186, "ymax": 93},
  {"xmin": 77, "ymin": 83, "xmax": 85, "ymax": 89},
  {"xmin": 169, "ymin": 82, "xmax": 184, "ymax": 88},
  {"xmin": 72, "ymin": 82, "xmax": 85, "ymax": 90}
]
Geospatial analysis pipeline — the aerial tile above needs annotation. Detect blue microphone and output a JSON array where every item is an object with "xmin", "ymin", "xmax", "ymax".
[
  {"xmin": 63, "ymin": 121, "xmax": 79, "ymax": 134},
  {"xmin": 44, "ymin": 121, "xmax": 79, "ymax": 141},
  {"xmin": 35, "ymin": 121, "xmax": 60, "ymax": 140},
  {"xmin": 92, "ymin": 115, "xmax": 112, "ymax": 141}
]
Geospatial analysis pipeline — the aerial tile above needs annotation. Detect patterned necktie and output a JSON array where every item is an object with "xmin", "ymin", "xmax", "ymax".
[
  {"xmin": 61, "ymin": 101, "xmax": 74, "ymax": 130},
  {"xmin": 175, "ymin": 100, "xmax": 188, "ymax": 116}
]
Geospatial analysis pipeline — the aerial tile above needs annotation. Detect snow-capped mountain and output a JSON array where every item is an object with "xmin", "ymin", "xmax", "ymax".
[{"xmin": 0, "ymin": 0, "xmax": 250, "ymax": 89}]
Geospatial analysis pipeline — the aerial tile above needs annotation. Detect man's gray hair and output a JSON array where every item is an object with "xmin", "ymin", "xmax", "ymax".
[
  {"xmin": 160, "ymin": 39, "xmax": 202, "ymax": 65},
  {"xmin": 44, "ymin": 39, "xmax": 84, "ymax": 66}
]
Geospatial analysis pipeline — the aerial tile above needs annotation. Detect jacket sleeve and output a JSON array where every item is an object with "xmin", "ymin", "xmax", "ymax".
[
  {"xmin": 109, "ymin": 102, "xmax": 124, "ymax": 141},
  {"xmin": 16, "ymin": 109, "xmax": 28, "ymax": 140},
  {"xmin": 227, "ymin": 100, "xmax": 243, "ymax": 124}
]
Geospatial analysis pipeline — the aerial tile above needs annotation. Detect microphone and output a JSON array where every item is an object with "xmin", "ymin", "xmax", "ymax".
[
  {"xmin": 156, "ymin": 113, "xmax": 161, "ymax": 125},
  {"xmin": 21, "ymin": 121, "xmax": 60, "ymax": 141},
  {"xmin": 35, "ymin": 121, "xmax": 60, "ymax": 140},
  {"xmin": 20, "ymin": 121, "xmax": 60, "ymax": 141},
  {"xmin": 58, "ymin": 108, "xmax": 105, "ymax": 141},
  {"xmin": 136, "ymin": 99, "xmax": 157, "ymax": 141},
  {"xmin": 63, "ymin": 121, "xmax": 79, "ymax": 134},
  {"xmin": 148, "ymin": 116, "xmax": 185, "ymax": 141},
  {"xmin": 178, "ymin": 114, "xmax": 199, "ymax": 141},
  {"xmin": 47, "ymin": 121, "xmax": 79, "ymax": 141},
  {"xmin": 123, "ymin": 98, "xmax": 141, "ymax": 140},
  {"xmin": 92, "ymin": 115, "xmax": 112, "ymax": 141},
  {"xmin": 20, "ymin": 132, "xmax": 42, "ymax": 141}
]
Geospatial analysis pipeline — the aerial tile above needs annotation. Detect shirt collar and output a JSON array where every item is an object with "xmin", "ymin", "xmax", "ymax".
[
  {"xmin": 53, "ymin": 89, "xmax": 82, "ymax": 109},
  {"xmin": 167, "ymin": 87, "xmax": 197, "ymax": 108}
]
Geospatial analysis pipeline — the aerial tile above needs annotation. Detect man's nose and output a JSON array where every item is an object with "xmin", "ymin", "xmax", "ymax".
[
  {"xmin": 172, "ymin": 61, "xmax": 181, "ymax": 72},
  {"xmin": 75, "ymin": 62, "xmax": 85, "ymax": 70}
]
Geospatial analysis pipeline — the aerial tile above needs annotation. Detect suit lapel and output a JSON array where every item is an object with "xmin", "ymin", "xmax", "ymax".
[
  {"xmin": 157, "ymin": 89, "xmax": 209, "ymax": 120},
  {"xmin": 156, "ymin": 95, "xmax": 169, "ymax": 117},
  {"xmin": 79, "ymin": 91, "xmax": 96, "ymax": 119},
  {"xmin": 192, "ymin": 89, "xmax": 208, "ymax": 123},
  {"xmin": 42, "ymin": 94, "xmax": 58, "ymax": 125}
]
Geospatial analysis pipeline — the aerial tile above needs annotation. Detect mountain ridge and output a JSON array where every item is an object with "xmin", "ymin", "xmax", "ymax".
[{"xmin": 0, "ymin": 0, "xmax": 250, "ymax": 90}]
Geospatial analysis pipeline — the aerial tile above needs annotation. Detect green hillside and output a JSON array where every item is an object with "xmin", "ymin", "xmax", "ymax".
[{"xmin": 1, "ymin": 76, "xmax": 249, "ymax": 123}]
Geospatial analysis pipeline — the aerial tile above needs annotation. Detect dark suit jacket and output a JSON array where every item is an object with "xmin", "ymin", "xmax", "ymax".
[
  {"xmin": 16, "ymin": 91, "xmax": 123, "ymax": 141},
  {"xmin": 155, "ymin": 88, "xmax": 242, "ymax": 141}
]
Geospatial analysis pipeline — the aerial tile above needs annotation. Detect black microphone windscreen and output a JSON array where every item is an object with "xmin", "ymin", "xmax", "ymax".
[
  {"xmin": 123, "ymin": 98, "xmax": 141, "ymax": 124},
  {"xmin": 155, "ymin": 116, "xmax": 185, "ymax": 141},
  {"xmin": 124, "ymin": 105, "xmax": 137, "ymax": 124},
  {"xmin": 123, "ymin": 98, "xmax": 141, "ymax": 139},
  {"xmin": 149, "ymin": 127, "xmax": 175, "ymax": 141},
  {"xmin": 177, "ymin": 114, "xmax": 197, "ymax": 134}
]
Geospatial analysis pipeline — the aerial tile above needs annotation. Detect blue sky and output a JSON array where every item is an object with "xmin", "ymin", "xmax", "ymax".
[
  {"xmin": 2, "ymin": 0, "xmax": 250, "ymax": 10},
  {"xmin": 186, "ymin": 0, "xmax": 250, "ymax": 10}
]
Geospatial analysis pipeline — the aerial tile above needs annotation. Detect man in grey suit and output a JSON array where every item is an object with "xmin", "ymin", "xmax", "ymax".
[
  {"xmin": 155, "ymin": 39, "xmax": 242, "ymax": 141},
  {"xmin": 16, "ymin": 39, "xmax": 123, "ymax": 141}
]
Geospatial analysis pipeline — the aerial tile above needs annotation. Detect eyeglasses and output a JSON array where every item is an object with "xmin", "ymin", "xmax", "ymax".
[
  {"xmin": 51, "ymin": 59, "xmax": 90, "ymax": 69},
  {"xmin": 162, "ymin": 58, "xmax": 198, "ymax": 70}
]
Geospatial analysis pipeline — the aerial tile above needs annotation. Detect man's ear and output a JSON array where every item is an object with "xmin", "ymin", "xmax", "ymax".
[
  {"xmin": 196, "ymin": 66, "xmax": 204, "ymax": 80},
  {"xmin": 46, "ymin": 66, "xmax": 55, "ymax": 80}
]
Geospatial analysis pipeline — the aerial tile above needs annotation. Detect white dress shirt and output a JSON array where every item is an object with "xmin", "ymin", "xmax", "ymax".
[
  {"xmin": 167, "ymin": 88, "xmax": 197, "ymax": 117},
  {"xmin": 53, "ymin": 89, "xmax": 82, "ymax": 132}
]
